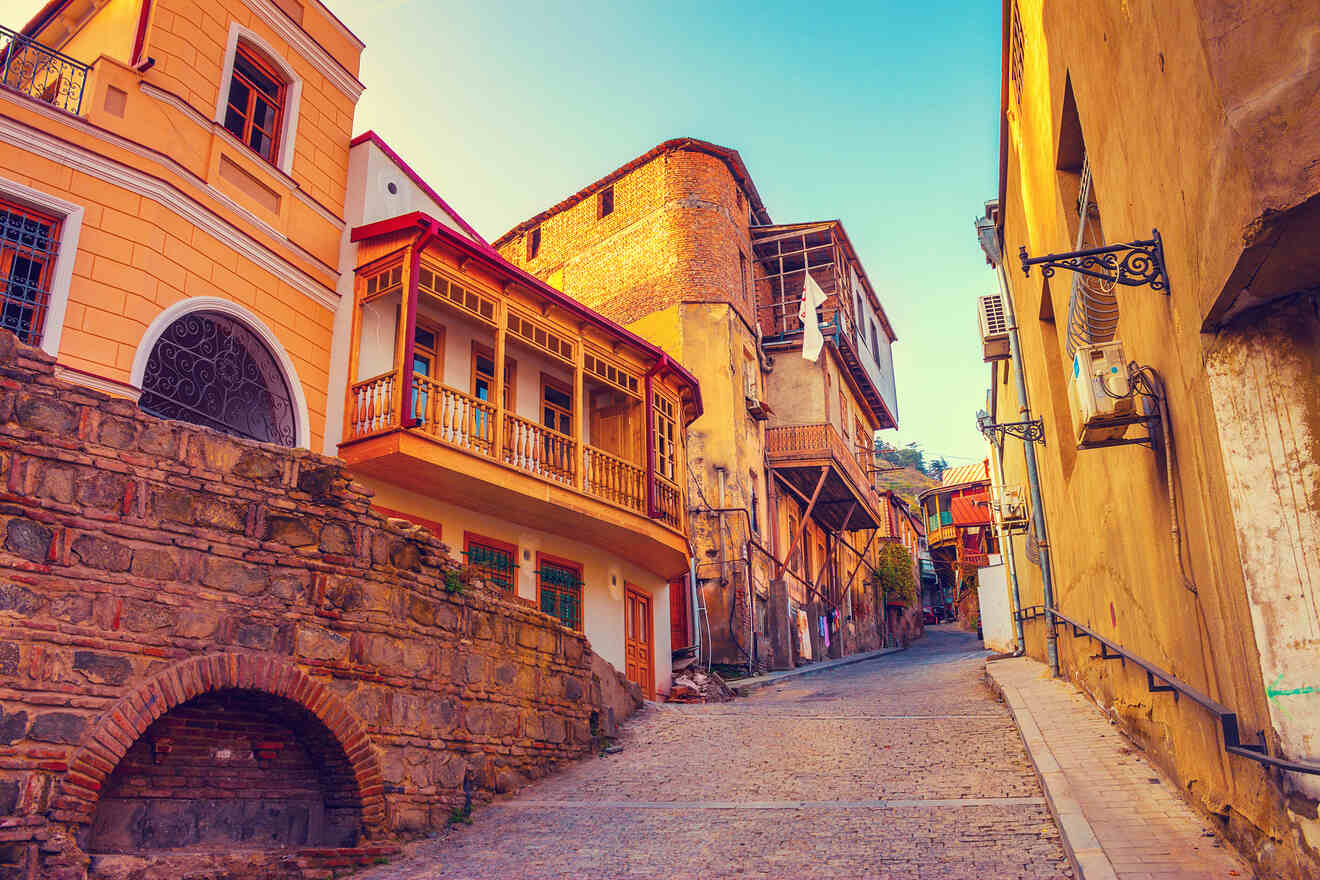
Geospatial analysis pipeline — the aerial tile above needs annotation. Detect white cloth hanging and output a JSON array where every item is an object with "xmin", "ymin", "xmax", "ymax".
[{"xmin": 798, "ymin": 272, "xmax": 828, "ymax": 362}]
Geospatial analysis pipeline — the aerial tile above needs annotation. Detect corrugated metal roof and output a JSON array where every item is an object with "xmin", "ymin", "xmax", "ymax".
[{"xmin": 941, "ymin": 461, "xmax": 990, "ymax": 487}]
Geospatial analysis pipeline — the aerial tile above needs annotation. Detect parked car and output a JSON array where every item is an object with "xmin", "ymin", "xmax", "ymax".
[{"xmin": 922, "ymin": 607, "xmax": 937, "ymax": 625}]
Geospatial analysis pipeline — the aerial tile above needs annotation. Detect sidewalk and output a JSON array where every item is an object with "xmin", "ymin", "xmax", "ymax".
[
  {"xmin": 987, "ymin": 656, "xmax": 1252, "ymax": 880},
  {"xmin": 729, "ymin": 645, "xmax": 904, "ymax": 695}
]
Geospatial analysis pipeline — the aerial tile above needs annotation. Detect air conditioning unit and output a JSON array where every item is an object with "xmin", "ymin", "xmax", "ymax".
[
  {"xmin": 744, "ymin": 363, "xmax": 772, "ymax": 421},
  {"xmin": 992, "ymin": 485, "xmax": 1029, "ymax": 531},
  {"xmin": 977, "ymin": 293, "xmax": 1010, "ymax": 362},
  {"xmin": 1070, "ymin": 341, "xmax": 1135, "ymax": 445}
]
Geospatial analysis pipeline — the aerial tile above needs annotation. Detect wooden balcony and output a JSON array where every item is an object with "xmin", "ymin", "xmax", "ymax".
[
  {"xmin": 928, "ymin": 524, "xmax": 959, "ymax": 549},
  {"xmin": 765, "ymin": 422, "xmax": 886, "ymax": 531},
  {"xmin": 341, "ymin": 370, "xmax": 686, "ymax": 575}
]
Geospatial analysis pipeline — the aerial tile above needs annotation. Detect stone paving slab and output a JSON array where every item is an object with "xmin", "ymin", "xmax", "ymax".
[
  {"xmin": 986, "ymin": 656, "xmax": 1253, "ymax": 880},
  {"xmin": 355, "ymin": 626, "xmax": 1073, "ymax": 880},
  {"xmin": 729, "ymin": 646, "xmax": 904, "ymax": 694}
]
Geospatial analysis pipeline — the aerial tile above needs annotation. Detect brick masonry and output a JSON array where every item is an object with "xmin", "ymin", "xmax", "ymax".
[{"xmin": 0, "ymin": 330, "xmax": 641, "ymax": 879}]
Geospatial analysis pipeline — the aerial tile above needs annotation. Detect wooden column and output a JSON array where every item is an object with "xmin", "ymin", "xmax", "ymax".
[
  {"xmin": 492, "ymin": 299, "xmax": 508, "ymax": 462},
  {"xmin": 573, "ymin": 336, "xmax": 585, "ymax": 490}
]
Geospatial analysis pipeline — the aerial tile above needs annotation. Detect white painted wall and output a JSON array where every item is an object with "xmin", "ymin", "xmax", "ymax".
[
  {"xmin": 1206, "ymin": 307, "xmax": 1320, "ymax": 803},
  {"xmin": 977, "ymin": 561, "xmax": 1014, "ymax": 654}
]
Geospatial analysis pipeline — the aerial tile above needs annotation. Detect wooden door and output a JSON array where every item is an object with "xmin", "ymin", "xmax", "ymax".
[
  {"xmin": 590, "ymin": 400, "xmax": 641, "ymax": 463},
  {"xmin": 624, "ymin": 584, "xmax": 654, "ymax": 700},
  {"xmin": 669, "ymin": 576, "xmax": 689, "ymax": 649}
]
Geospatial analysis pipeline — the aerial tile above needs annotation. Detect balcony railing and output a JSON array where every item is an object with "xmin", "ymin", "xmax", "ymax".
[
  {"xmin": 654, "ymin": 477, "xmax": 682, "ymax": 530},
  {"xmin": 765, "ymin": 422, "xmax": 884, "ymax": 515},
  {"xmin": 416, "ymin": 374, "xmax": 494, "ymax": 455},
  {"xmin": 583, "ymin": 446, "xmax": 645, "ymax": 512},
  {"xmin": 504, "ymin": 413, "xmax": 575, "ymax": 485},
  {"xmin": 344, "ymin": 369, "xmax": 681, "ymax": 531},
  {"xmin": 0, "ymin": 25, "xmax": 89, "ymax": 115},
  {"xmin": 928, "ymin": 524, "xmax": 959, "ymax": 548}
]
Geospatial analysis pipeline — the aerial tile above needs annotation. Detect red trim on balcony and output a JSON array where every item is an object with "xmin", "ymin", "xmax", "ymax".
[{"xmin": 351, "ymin": 210, "xmax": 703, "ymax": 422}]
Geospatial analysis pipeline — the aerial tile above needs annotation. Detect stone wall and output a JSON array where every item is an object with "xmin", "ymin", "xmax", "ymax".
[{"xmin": 0, "ymin": 331, "xmax": 641, "ymax": 879}]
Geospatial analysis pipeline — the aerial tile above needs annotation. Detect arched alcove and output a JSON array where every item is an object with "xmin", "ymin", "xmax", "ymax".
[{"xmin": 88, "ymin": 689, "xmax": 362, "ymax": 853}]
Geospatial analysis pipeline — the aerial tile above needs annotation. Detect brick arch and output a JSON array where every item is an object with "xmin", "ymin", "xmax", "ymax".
[{"xmin": 57, "ymin": 652, "xmax": 385, "ymax": 836}]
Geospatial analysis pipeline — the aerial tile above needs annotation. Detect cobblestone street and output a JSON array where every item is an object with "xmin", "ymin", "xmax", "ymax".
[{"xmin": 357, "ymin": 626, "xmax": 1072, "ymax": 879}]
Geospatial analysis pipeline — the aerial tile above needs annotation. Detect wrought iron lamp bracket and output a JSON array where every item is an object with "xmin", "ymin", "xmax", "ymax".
[
  {"xmin": 1019, "ymin": 228, "xmax": 1169, "ymax": 295},
  {"xmin": 982, "ymin": 419, "xmax": 1046, "ymax": 446}
]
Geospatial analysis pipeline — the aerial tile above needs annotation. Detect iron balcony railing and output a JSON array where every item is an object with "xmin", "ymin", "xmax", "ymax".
[
  {"xmin": 0, "ymin": 24, "xmax": 89, "ymax": 115},
  {"xmin": 1017, "ymin": 605, "xmax": 1320, "ymax": 776}
]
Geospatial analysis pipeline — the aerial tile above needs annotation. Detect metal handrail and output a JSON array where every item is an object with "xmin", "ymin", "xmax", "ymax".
[
  {"xmin": 0, "ymin": 24, "xmax": 89, "ymax": 115},
  {"xmin": 1016, "ymin": 605, "xmax": 1320, "ymax": 775}
]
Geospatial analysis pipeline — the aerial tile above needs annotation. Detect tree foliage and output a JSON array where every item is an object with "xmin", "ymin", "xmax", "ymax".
[
  {"xmin": 872, "ymin": 542, "xmax": 918, "ymax": 608},
  {"xmin": 874, "ymin": 440, "xmax": 951, "ymax": 480}
]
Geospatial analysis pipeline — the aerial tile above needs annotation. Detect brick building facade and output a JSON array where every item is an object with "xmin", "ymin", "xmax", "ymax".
[{"xmin": 495, "ymin": 139, "xmax": 908, "ymax": 674}]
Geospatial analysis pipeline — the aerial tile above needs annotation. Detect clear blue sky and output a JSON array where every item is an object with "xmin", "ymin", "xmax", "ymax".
[{"xmin": 335, "ymin": 0, "xmax": 1004, "ymax": 465}]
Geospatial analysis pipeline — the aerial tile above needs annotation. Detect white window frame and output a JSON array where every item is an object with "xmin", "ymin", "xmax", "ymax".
[
  {"xmin": 131, "ymin": 296, "xmax": 312, "ymax": 449},
  {"xmin": 0, "ymin": 174, "xmax": 83, "ymax": 359},
  {"xmin": 214, "ymin": 22, "xmax": 303, "ymax": 175}
]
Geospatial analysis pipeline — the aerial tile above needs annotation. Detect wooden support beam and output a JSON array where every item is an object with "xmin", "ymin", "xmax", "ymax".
[
  {"xmin": 843, "ymin": 528, "xmax": 882, "ymax": 597},
  {"xmin": 776, "ymin": 467, "xmax": 828, "ymax": 580}
]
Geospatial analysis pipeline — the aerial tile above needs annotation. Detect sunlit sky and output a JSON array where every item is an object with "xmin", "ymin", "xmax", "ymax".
[{"xmin": 7, "ymin": 0, "xmax": 1002, "ymax": 464}]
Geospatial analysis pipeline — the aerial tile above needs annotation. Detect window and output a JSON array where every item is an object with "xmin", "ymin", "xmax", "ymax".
[
  {"xmin": 139, "ymin": 310, "xmax": 296, "ymax": 446},
  {"xmin": 0, "ymin": 198, "xmax": 59, "ymax": 346},
  {"xmin": 527, "ymin": 226, "xmax": 541, "ymax": 261},
  {"xmin": 472, "ymin": 344, "xmax": 514, "ymax": 409},
  {"xmin": 410, "ymin": 321, "xmax": 443, "ymax": 423},
  {"xmin": 537, "ymin": 554, "xmax": 583, "ymax": 631},
  {"xmin": 1010, "ymin": 0, "xmax": 1025, "ymax": 106},
  {"xmin": 464, "ymin": 532, "xmax": 517, "ymax": 594},
  {"xmin": 739, "ymin": 250, "xmax": 748, "ymax": 304},
  {"xmin": 541, "ymin": 377, "xmax": 572, "ymax": 436},
  {"xmin": 653, "ymin": 392, "xmax": 677, "ymax": 483},
  {"xmin": 222, "ymin": 44, "xmax": 286, "ymax": 164},
  {"xmin": 839, "ymin": 390, "xmax": 849, "ymax": 440},
  {"xmin": 749, "ymin": 471, "xmax": 760, "ymax": 535},
  {"xmin": 598, "ymin": 185, "xmax": 614, "ymax": 218}
]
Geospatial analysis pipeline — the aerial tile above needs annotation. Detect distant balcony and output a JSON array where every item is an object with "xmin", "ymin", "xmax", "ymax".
[
  {"xmin": 928, "ymin": 524, "xmax": 959, "ymax": 549},
  {"xmin": 765, "ymin": 422, "xmax": 886, "ymax": 531},
  {"xmin": 1, "ymin": 25, "xmax": 89, "ymax": 115}
]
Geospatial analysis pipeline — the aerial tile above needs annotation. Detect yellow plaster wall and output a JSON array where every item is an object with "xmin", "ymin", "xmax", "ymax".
[{"xmin": 997, "ymin": 0, "xmax": 1320, "ymax": 872}]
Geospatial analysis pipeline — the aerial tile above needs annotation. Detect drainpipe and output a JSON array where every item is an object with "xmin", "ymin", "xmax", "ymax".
[{"xmin": 977, "ymin": 213, "xmax": 1059, "ymax": 677}]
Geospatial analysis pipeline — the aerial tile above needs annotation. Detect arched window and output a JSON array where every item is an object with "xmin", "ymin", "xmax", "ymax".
[
  {"xmin": 138, "ymin": 310, "xmax": 297, "ymax": 446},
  {"xmin": 222, "ymin": 42, "xmax": 287, "ymax": 164}
]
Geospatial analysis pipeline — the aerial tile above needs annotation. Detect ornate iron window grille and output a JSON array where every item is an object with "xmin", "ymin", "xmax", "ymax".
[
  {"xmin": 1019, "ymin": 228, "xmax": 1169, "ymax": 295},
  {"xmin": 0, "ymin": 24, "xmax": 90, "ymax": 115},
  {"xmin": 139, "ymin": 311, "xmax": 297, "ymax": 447},
  {"xmin": 0, "ymin": 198, "xmax": 59, "ymax": 345},
  {"xmin": 463, "ymin": 544, "xmax": 518, "ymax": 593},
  {"xmin": 537, "ymin": 565, "xmax": 583, "ymax": 631}
]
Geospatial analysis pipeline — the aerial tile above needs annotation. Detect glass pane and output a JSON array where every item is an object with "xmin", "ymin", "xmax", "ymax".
[
  {"xmin": 251, "ymin": 96, "xmax": 277, "ymax": 131},
  {"xmin": 415, "ymin": 327, "xmax": 436, "ymax": 350},
  {"xmin": 476, "ymin": 355, "xmax": 494, "ymax": 376},
  {"xmin": 235, "ymin": 51, "xmax": 280, "ymax": 98},
  {"xmin": 413, "ymin": 354, "xmax": 430, "ymax": 376},
  {"xmin": 558, "ymin": 414, "xmax": 571, "ymax": 434},
  {"xmin": 545, "ymin": 386, "xmax": 571, "ymax": 409},
  {"xmin": 543, "ymin": 407, "xmax": 555, "ymax": 429},
  {"xmin": 475, "ymin": 377, "xmax": 490, "ymax": 402},
  {"xmin": 249, "ymin": 127, "xmax": 272, "ymax": 157},
  {"xmin": 222, "ymin": 105, "xmax": 246, "ymax": 140}
]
